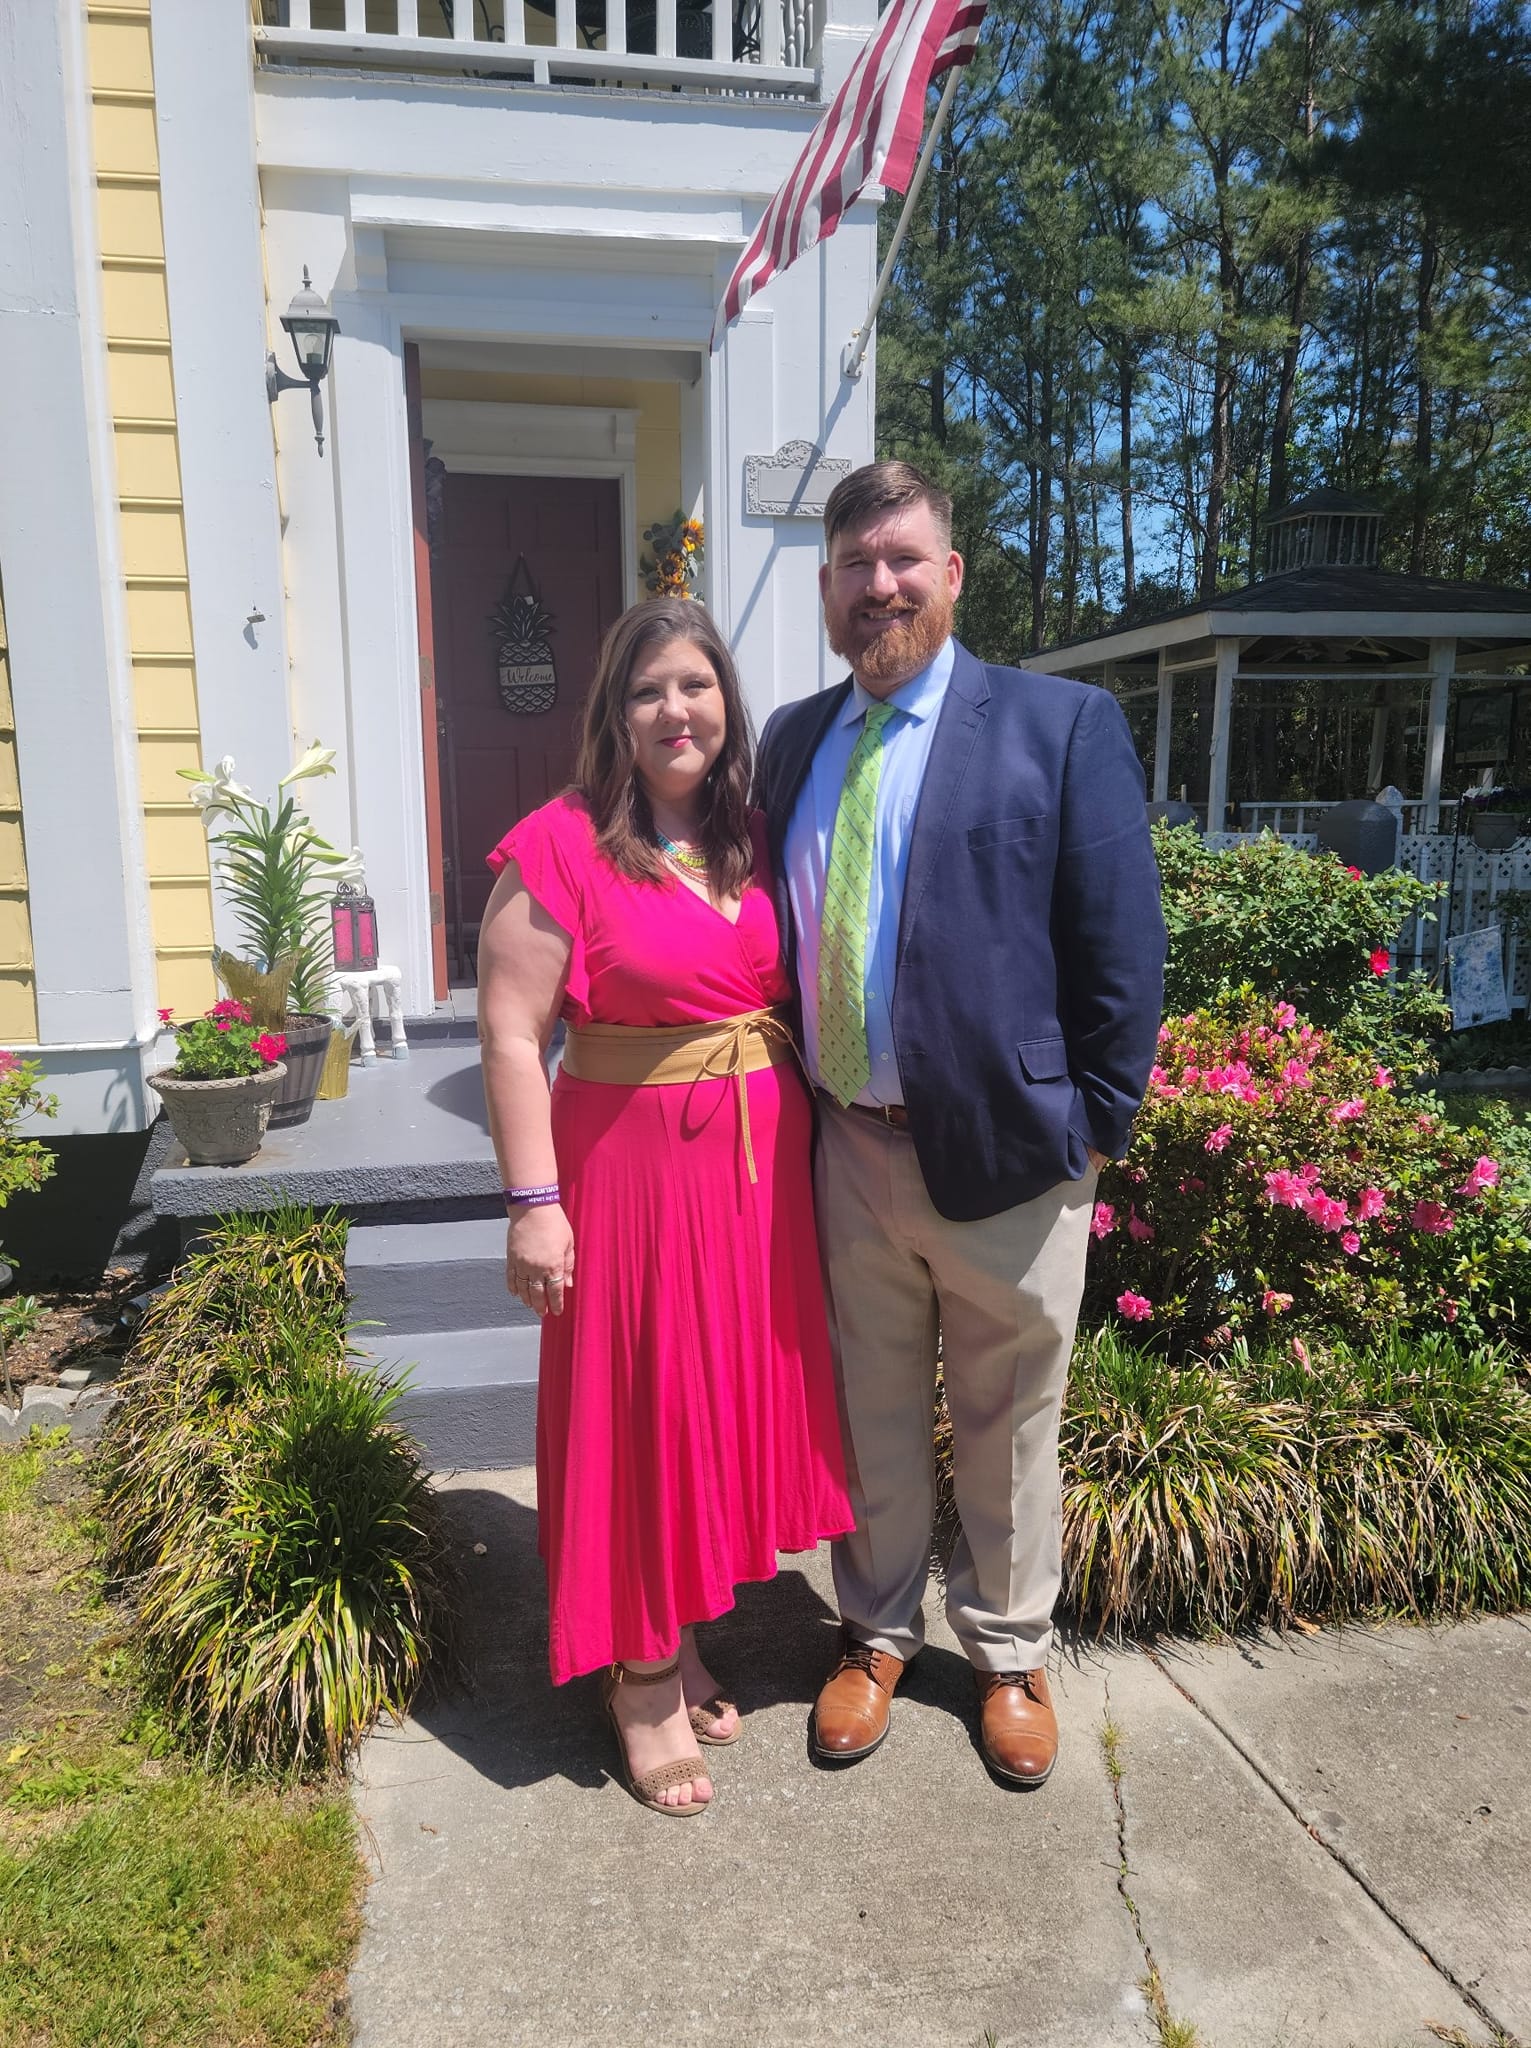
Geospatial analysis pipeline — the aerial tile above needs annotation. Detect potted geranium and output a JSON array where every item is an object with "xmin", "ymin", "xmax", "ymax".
[
  {"xmin": 150, "ymin": 1001, "xmax": 287, "ymax": 1165},
  {"xmin": 179, "ymin": 746, "xmax": 359, "ymax": 1129}
]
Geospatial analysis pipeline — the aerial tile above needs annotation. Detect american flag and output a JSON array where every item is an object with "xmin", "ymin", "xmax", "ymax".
[{"xmin": 711, "ymin": 0, "xmax": 987, "ymax": 347}]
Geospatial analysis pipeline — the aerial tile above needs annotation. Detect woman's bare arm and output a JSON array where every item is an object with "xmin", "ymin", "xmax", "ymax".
[{"xmin": 478, "ymin": 858, "xmax": 576, "ymax": 1317}]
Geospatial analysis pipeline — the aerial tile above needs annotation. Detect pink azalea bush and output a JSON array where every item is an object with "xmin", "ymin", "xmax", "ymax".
[{"xmin": 1085, "ymin": 995, "xmax": 1531, "ymax": 1349}]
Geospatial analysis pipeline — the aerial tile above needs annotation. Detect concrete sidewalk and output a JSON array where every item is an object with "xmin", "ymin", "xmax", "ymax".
[{"xmin": 348, "ymin": 1471, "xmax": 1531, "ymax": 2048}]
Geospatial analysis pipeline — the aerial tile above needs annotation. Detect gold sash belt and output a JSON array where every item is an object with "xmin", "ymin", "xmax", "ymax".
[{"xmin": 561, "ymin": 1008, "xmax": 798, "ymax": 1185}]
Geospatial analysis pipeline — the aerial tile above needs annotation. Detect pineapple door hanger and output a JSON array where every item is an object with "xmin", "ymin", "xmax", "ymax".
[{"xmin": 489, "ymin": 557, "xmax": 558, "ymax": 716}]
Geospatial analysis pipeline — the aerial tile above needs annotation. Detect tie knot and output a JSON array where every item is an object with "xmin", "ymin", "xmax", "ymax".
[{"xmin": 863, "ymin": 702, "xmax": 895, "ymax": 737}]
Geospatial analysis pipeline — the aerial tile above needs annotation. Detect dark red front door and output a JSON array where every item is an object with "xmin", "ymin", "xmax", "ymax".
[{"xmin": 431, "ymin": 471, "xmax": 624, "ymax": 977}]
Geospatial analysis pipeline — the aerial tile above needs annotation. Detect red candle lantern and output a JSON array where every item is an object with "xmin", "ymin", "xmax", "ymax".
[{"xmin": 330, "ymin": 883, "xmax": 378, "ymax": 972}]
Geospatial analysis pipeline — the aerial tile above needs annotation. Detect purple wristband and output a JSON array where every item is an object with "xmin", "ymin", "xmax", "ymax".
[{"xmin": 504, "ymin": 1184, "xmax": 560, "ymax": 1209}]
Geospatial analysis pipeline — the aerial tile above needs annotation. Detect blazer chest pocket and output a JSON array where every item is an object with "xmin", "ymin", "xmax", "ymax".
[
  {"xmin": 1018, "ymin": 1036, "xmax": 1070, "ymax": 1082},
  {"xmin": 968, "ymin": 814, "xmax": 1051, "ymax": 849}
]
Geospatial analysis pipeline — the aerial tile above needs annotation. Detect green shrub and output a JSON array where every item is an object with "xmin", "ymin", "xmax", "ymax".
[
  {"xmin": 1054, "ymin": 1327, "xmax": 1531, "ymax": 1637},
  {"xmin": 1086, "ymin": 995, "xmax": 1531, "ymax": 1350},
  {"xmin": 1154, "ymin": 824, "xmax": 1448, "ymax": 1071},
  {"xmin": 99, "ymin": 1209, "xmax": 456, "ymax": 1775}
]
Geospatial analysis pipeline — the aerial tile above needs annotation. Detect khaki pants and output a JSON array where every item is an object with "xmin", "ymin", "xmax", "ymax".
[{"xmin": 813, "ymin": 1099, "xmax": 1095, "ymax": 1672}]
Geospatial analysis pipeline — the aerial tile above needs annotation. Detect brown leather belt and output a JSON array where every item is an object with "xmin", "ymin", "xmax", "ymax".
[{"xmin": 819, "ymin": 1090, "xmax": 910, "ymax": 1131}]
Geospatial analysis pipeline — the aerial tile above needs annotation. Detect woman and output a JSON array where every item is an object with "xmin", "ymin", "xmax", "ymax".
[{"xmin": 477, "ymin": 597, "xmax": 852, "ymax": 1818}]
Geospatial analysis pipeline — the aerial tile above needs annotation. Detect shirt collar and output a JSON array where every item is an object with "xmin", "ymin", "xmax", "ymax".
[{"xmin": 839, "ymin": 636, "xmax": 956, "ymax": 730}]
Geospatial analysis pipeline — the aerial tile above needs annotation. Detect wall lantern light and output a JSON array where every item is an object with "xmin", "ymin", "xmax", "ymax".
[
  {"xmin": 266, "ymin": 266, "xmax": 340, "ymax": 456},
  {"xmin": 330, "ymin": 882, "xmax": 378, "ymax": 973}
]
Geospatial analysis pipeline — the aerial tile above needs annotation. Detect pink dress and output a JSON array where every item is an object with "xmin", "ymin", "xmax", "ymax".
[{"xmin": 488, "ymin": 793, "xmax": 853, "ymax": 1685}]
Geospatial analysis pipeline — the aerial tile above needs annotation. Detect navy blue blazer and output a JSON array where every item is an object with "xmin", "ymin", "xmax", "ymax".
[{"xmin": 756, "ymin": 640, "xmax": 1167, "ymax": 1222}]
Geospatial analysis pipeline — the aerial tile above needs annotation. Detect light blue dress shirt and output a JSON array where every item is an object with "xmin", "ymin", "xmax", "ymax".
[{"xmin": 783, "ymin": 638, "xmax": 955, "ymax": 1106}]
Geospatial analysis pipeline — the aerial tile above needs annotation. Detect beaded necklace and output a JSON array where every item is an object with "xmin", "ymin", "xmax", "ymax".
[{"xmin": 656, "ymin": 830, "xmax": 709, "ymax": 876}]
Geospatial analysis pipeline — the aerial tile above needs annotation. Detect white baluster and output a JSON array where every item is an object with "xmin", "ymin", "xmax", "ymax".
[
  {"xmin": 711, "ymin": 0, "xmax": 729, "ymax": 62},
  {"xmin": 759, "ymin": 0, "xmax": 783, "ymax": 63},
  {"xmin": 556, "ymin": 0, "xmax": 576, "ymax": 44},
  {"xmin": 398, "ymin": 0, "xmax": 419, "ymax": 32},
  {"xmin": 504, "ymin": 0, "xmax": 526, "ymax": 39},
  {"xmin": 656, "ymin": 0, "xmax": 676, "ymax": 57},
  {"xmin": 287, "ymin": 0, "xmax": 312, "ymax": 25},
  {"xmin": 344, "ymin": 0, "xmax": 364, "ymax": 27},
  {"xmin": 453, "ymin": 0, "xmax": 473, "ymax": 37},
  {"xmin": 605, "ymin": 0, "xmax": 626, "ymax": 51}
]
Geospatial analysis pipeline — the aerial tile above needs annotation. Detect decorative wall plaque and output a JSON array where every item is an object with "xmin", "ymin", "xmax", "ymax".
[
  {"xmin": 488, "ymin": 558, "xmax": 557, "ymax": 716},
  {"xmin": 744, "ymin": 439, "xmax": 852, "ymax": 519}
]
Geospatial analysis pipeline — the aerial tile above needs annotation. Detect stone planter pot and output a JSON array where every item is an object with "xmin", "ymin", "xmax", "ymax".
[
  {"xmin": 269, "ymin": 1013, "xmax": 333, "ymax": 1130},
  {"xmin": 1470, "ymin": 811, "xmax": 1524, "ymax": 851},
  {"xmin": 149, "ymin": 1062, "xmax": 286, "ymax": 1166}
]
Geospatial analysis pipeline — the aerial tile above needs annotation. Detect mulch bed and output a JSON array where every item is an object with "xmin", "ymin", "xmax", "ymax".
[{"xmin": 1, "ymin": 1268, "xmax": 143, "ymax": 1395}]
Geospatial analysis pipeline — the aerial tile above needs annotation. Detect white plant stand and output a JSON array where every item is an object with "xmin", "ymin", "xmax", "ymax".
[{"xmin": 337, "ymin": 967, "xmax": 409, "ymax": 1064}]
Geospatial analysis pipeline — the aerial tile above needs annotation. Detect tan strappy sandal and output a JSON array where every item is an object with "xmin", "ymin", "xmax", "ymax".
[
  {"xmin": 602, "ymin": 1657, "xmax": 714, "ymax": 1817},
  {"xmin": 688, "ymin": 1693, "xmax": 742, "ymax": 1747}
]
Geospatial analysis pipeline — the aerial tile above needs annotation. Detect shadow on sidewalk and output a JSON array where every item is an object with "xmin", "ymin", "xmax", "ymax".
[{"xmin": 414, "ymin": 1484, "xmax": 867, "ymax": 1794}]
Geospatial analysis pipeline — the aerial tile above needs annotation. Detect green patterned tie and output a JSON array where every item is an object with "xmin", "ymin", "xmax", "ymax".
[{"xmin": 818, "ymin": 701, "xmax": 895, "ymax": 1107}]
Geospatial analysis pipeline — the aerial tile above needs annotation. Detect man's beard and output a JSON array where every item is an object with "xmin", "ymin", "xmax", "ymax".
[{"xmin": 826, "ymin": 587, "xmax": 955, "ymax": 685}]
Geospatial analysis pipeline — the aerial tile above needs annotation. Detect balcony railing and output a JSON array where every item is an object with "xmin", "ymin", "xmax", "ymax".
[{"xmin": 259, "ymin": 0, "xmax": 825, "ymax": 93}]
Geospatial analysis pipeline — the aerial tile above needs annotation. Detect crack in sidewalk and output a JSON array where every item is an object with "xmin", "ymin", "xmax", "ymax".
[
  {"xmin": 1142, "ymin": 1648, "xmax": 1525, "ymax": 2048},
  {"xmin": 1100, "ymin": 1670, "xmax": 1201, "ymax": 2048}
]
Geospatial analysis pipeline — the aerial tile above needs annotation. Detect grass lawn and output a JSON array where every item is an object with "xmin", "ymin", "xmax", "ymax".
[{"xmin": 0, "ymin": 1430, "xmax": 364, "ymax": 2048}]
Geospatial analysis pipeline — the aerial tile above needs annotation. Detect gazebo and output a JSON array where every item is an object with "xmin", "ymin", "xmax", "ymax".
[{"xmin": 1031, "ymin": 494, "xmax": 1531, "ymax": 838}]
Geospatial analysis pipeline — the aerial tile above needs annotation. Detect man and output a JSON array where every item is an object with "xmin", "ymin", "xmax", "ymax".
[{"xmin": 756, "ymin": 460, "xmax": 1165, "ymax": 1786}]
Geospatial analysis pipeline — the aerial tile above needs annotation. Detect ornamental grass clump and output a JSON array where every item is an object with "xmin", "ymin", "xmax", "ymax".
[
  {"xmin": 1085, "ymin": 993, "xmax": 1531, "ymax": 1350},
  {"xmin": 100, "ymin": 1208, "xmax": 456, "ymax": 1775},
  {"xmin": 1050, "ymin": 1327, "xmax": 1531, "ymax": 1639}
]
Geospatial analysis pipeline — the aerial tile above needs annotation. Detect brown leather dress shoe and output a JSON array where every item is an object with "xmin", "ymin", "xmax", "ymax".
[
  {"xmin": 812, "ymin": 1636, "xmax": 906, "ymax": 1761},
  {"xmin": 976, "ymin": 1666, "xmax": 1058, "ymax": 1786}
]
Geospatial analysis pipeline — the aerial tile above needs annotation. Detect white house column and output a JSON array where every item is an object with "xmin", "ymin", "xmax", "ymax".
[
  {"xmin": 0, "ymin": 0, "xmax": 158, "ymax": 1129},
  {"xmin": 1153, "ymin": 646, "xmax": 1173, "ymax": 802},
  {"xmin": 1421, "ymin": 636, "xmax": 1456, "ymax": 833},
  {"xmin": 1206, "ymin": 638, "xmax": 1239, "ymax": 832},
  {"xmin": 151, "ymin": 0, "xmax": 292, "ymax": 813},
  {"xmin": 328, "ymin": 302, "xmax": 434, "ymax": 1011}
]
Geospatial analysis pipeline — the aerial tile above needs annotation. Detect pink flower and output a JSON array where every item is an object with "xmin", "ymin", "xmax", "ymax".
[
  {"xmin": 1127, "ymin": 1208, "xmax": 1155, "ymax": 1242},
  {"xmin": 1116, "ymin": 1291, "xmax": 1153, "ymax": 1323},
  {"xmin": 211, "ymin": 998, "xmax": 251, "ymax": 1022},
  {"xmin": 1090, "ymin": 1202, "xmax": 1116, "ymax": 1239},
  {"xmin": 1330, "ymin": 1099, "xmax": 1366, "ymax": 1123},
  {"xmin": 1281, "ymin": 1059, "xmax": 1313, "ymax": 1089},
  {"xmin": 1410, "ymin": 1199, "xmax": 1455, "ymax": 1235},
  {"xmin": 1265, "ymin": 1169, "xmax": 1309, "ymax": 1209},
  {"xmin": 1208, "ymin": 1323, "xmax": 1234, "ymax": 1348},
  {"xmin": 1443, "ymin": 1301, "xmax": 1459, "ymax": 1324},
  {"xmin": 1457, "ymin": 1156, "xmax": 1500, "ymax": 1196},
  {"xmin": 1369, "ymin": 948, "xmax": 1391, "ymax": 976},
  {"xmin": 1303, "ymin": 1190, "xmax": 1349, "ymax": 1233},
  {"xmin": 1341, "ymin": 1230, "xmax": 1361, "ymax": 1256},
  {"xmin": 1374, "ymin": 1066, "xmax": 1393, "ymax": 1090},
  {"xmin": 1290, "ymin": 1336, "xmax": 1310, "ymax": 1367},
  {"xmin": 1272, "ymin": 1002, "xmax": 1298, "ymax": 1030},
  {"xmin": 0, "ymin": 1049, "xmax": 17, "ymax": 1074},
  {"xmin": 253, "ymin": 1032, "xmax": 287, "ymax": 1064},
  {"xmin": 157, "ymin": 1007, "xmax": 174, "ymax": 1024},
  {"xmin": 1357, "ymin": 1188, "xmax": 1387, "ymax": 1221},
  {"xmin": 1345, "ymin": 864, "xmax": 1363, "ymax": 879},
  {"xmin": 214, "ymin": 1019, "xmax": 232, "ymax": 1032},
  {"xmin": 1262, "ymin": 1288, "xmax": 1293, "ymax": 1315}
]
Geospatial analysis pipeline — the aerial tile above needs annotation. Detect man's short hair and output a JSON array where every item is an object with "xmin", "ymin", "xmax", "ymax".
[{"xmin": 823, "ymin": 460, "xmax": 953, "ymax": 556}]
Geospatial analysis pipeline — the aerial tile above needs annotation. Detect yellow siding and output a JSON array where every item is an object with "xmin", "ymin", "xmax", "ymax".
[
  {"xmin": 0, "ymin": 580, "xmax": 38, "ymax": 1041},
  {"xmin": 418, "ymin": 369, "xmax": 689, "ymax": 568},
  {"xmin": 88, "ymin": 0, "xmax": 215, "ymax": 1014}
]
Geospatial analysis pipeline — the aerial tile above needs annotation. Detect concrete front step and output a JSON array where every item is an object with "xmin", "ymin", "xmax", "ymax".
[
  {"xmin": 361, "ymin": 1324, "xmax": 540, "ymax": 1470},
  {"xmin": 346, "ymin": 1216, "xmax": 528, "ymax": 1336}
]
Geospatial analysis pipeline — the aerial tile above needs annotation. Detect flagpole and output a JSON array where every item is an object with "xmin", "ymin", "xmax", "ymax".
[{"xmin": 841, "ymin": 64, "xmax": 963, "ymax": 383}]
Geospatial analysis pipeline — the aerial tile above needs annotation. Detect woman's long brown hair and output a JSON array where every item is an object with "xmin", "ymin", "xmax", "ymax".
[{"xmin": 574, "ymin": 598, "xmax": 755, "ymax": 898}]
